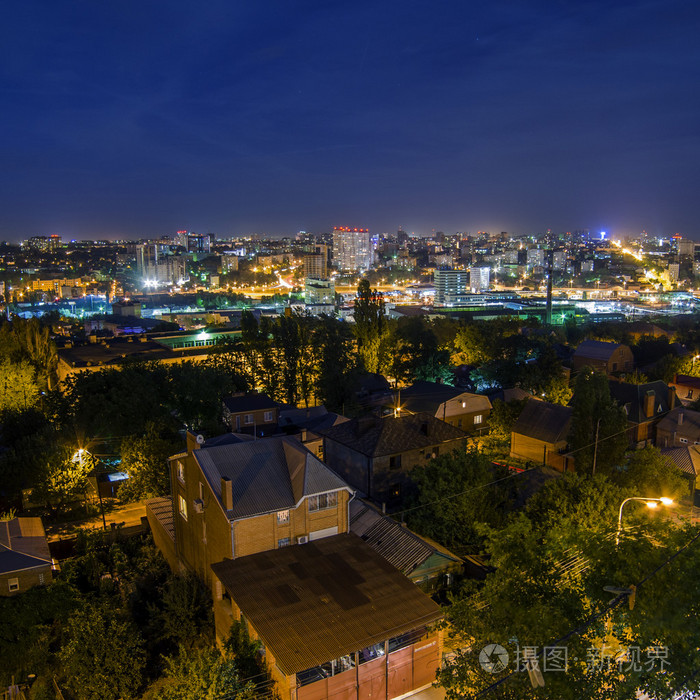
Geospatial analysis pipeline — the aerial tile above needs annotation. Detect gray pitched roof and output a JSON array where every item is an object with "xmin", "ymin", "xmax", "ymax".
[
  {"xmin": 656, "ymin": 407, "xmax": 700, "ymax": 436},
  {"xmin": 194, "ymin": 437, "xmax": 352, "ymax": 520},
  {"xmin": 349, "ymin": 499, "xmax": 459, "ymax": 575},
  {"xmin": 512, "ymin": 399, "xmax": 573, "ymax": 444},
  {"xmin": 222, "ymin": 393, "xmax": 279, "ymax": 413},
  {"xmin": 574, "ymin": 339, "xmax": 624, "ymax": 361},
  {"xmin": 322, "ymin": 412, "xmax": 467, "ymax": 457},
  {"xmin": 0, "ymin": 518, "xmax": 52, "ymax": 575},
  {"xmin": 660, "ymin": 446, "xmax": 700, "ymax": 477},
  {"xmin": 608, "ymin": 380, "xmax": 674, "ymax": 424},
  {"xmin": 396, "ymin": 382, "xmax": 491, "ymax": 416}
]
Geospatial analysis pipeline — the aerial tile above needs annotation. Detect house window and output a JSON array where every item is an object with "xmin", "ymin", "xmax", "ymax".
[
  {"xmin": 308, "ymin": 492, "xmax": 338, "ymax": 512},
  {"xmin": 244, "ymin": 414, "xmax": 254, "ymax": 425},
  {"xmin": 277, "ymin": 510, "xmax": 290, "ymax": 525},
  {"xmin": 687, "ymin": 390, "xmax": 694, "ymax": 399},
  {"xmin": 178, "ymin": 494, "xmax": 188, "ymax": 521},
  {"xmin": 176, "ymin": 460, "xmax": 185, "ymax": 484},
  {"xmin": 474, "ymin": 415, "xmax": 483, "ymax": 425},
  {"xmin": 680, "ymin": 438, "xmax": 688, "ymax": 444},
  {"xmin": 278, "ymin": 537, "xmax": 291, "ymax": 548},
  {"xmin": 264, "ymin": 411, "xmax": 274, "ymax": 422},
  {"xmin": 389, "ymin": 455, "xmax": 402, "ymax": 471},
  {"xmin": 8, "ymin": 578, "xmax": 19, "ymax": 593}
]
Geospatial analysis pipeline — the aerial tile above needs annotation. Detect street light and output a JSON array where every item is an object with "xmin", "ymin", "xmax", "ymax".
[{"xmin": 616, "ymin": 496, "xmax": 673, "ymax": 546}]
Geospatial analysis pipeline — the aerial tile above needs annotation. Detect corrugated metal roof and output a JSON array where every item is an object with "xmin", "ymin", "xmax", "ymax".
[
  {"xmin": 661, "ymin": 446, "xmax": 700, "ymax": 477},
  {"xmin": 211, "ymin": 533, "xmax": 443, "ymax": 675},
  {"xmin": 195, "ymin": 437, "xmax": 351, "ymax": 520},
  {"xmin": 146, "ymin": 497, "xmax": 175, "ymax": 542},
  {"xmin": 350, "ymin": 500, "xmax": 458, "ymax": 575}
]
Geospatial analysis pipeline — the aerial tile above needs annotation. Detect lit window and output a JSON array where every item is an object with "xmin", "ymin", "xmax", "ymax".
[
  {"xmin": 308, "ymin": 492, "xmax": 338, "ymax": 513},
  {"xmin": 474, "ymin": 415, "xmax": 483, "ymax": 425},
  {"xmin": 176, "ymin": 461, "xmax": 185, "ymax": 484},
  {"xmin": 278, "ymin": 537, "xmax": 291, "ymax": 548},
  {"xmin": 178, "ymin": 494, "xmax": 188, "ymax": 520},
  {"xmin": 244, "ymin": 414, "xmax": 254, "ymax": 425},
  {"xmin": 264, "ymin": 411, "xmax": 274, "ymax": 422},
  {"xmin": 277, "ymin": 510, "xmax": 290, "ymax": 525},
  {"xmin": 8, "ymin": 578, "xmax": 19, "ymax": 593}
]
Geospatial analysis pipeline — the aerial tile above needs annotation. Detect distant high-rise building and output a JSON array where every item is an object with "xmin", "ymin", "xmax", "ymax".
[
  {"xmin": 434, "ymin": 269, "xmax": 468, "ymax": 305},
  {"xmin": 527, "ymin": 248, "xmax": 545, "ymax": 267},
  {"xmin": 469, "ymin": 267, "xmax": 490, "ymax": 293},
  {"xmin": 332, "ymin": 227, "xmax": 372, "ymax": 272},
  {"xmin": 25, "ymin": 234, "xmax": 62, "ymax": 253},
  {"xmin": 304, "ymin": 253, "xmax": 328, "ymax": 279},
  {"xmin": 186, "ymin": 232, "xmax": 213, "ymax": 254}
]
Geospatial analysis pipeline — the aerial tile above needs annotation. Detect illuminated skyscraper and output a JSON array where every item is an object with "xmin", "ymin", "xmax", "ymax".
[{"xmin": 332, "ymin": 227, "xmax": 372, "ymax": 272}]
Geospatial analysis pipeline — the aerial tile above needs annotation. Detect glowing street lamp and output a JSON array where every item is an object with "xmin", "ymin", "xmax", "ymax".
[{"xmin": 616, "ymin": 496, "xmax": 673, "ymax": 546}]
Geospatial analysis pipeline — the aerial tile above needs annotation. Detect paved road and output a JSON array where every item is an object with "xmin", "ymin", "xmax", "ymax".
[{"xmin": 45, "ymin": 500, "xmax": 148, "ymax": 540}]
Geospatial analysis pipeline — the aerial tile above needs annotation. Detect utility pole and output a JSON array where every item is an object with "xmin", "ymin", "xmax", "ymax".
[{"xmin": 592, "ymin": 417, "xmax": 602, "ymax": 475}]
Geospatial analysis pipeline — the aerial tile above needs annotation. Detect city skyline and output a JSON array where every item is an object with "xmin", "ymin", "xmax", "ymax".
[{"xmin": 2, "ymin": 1, "xmax": 700, "ymax": 241}]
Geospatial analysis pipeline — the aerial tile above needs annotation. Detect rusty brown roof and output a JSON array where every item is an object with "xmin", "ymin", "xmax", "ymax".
[{"xmin": 211, "ymin": 533, "xmax": 443, "ymax": 675}]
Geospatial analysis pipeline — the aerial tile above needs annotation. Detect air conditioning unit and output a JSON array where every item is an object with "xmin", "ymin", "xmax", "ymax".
[
  {"xmin": 297, "ymin": 535, "xmax": 309, "ymax": 545},
  {"xmin": 193, "ymin": 498, "xmax": 204, "ymax": 514}
]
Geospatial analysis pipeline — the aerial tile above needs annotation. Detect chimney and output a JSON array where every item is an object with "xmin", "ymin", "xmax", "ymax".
[
  {"xmin": 678, "ymin": 411, "xmax": 684, "ymax": 426},
  {"xmin": 644, "ymin": 391, "xmax": 655, "ymax": 419},
  {"xmin": 668, "ymin": 386, "xmax": 676, "ymax": 410},
  {"xmin": 221, "ymin": 477, "xmax": 233, "ymax": 511},
  {"xmin": 186, "ymin": 431, "xmax": 202, "ymax": 454}
]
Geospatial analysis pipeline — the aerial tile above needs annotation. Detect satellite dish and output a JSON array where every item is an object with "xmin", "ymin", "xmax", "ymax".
[{"xmin": 196, "ymin": 434, "xmax": 205, "ymax": 445}]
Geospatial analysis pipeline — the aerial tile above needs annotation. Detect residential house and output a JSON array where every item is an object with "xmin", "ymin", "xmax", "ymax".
[
  {"xmin": 0, "ymin": 518, "xmax": 53, "ymax": 596},
  {"xmin": 573, "ymin": 340, "xmax": 634, "ymax": 374},
  {"xmin": 321, "ymin": 413, "xmax": 468, "ymax": 504},
  {"xmin": 656, "ymin": 407, "xmax": 700, "ymax": 448},
  {"xmin": 222, "ymin": 392, "xmax": 280, "ymax": 435},
  {"xmin": 393, "ymin": 381, "xmax": 492, "ymax": 433},
  {"xmin": 669, "ymin": 375, "xmax": 700, "ymax": 407},
  {"xmin": 609, "ymin": 380, "xmax": 677, "ymax": 446},
  {"xmin": 349, "ymin": 499, "xmax": 461, "ymax": 590},
  {"xmin": 165, "ymin": 433, "xmax": 353, "ymax": 587},
  {"xmin": 211, "ymin": 534, "xmax": 443, "ymax": 700},
  {"xmin": 660, "ymin": 446, "xmax": 700, "ymax": 495},
  {"xmin": 510, "ymin": 399, "xmax": 574, "ymax": 472},
  {"xmin": 146, "ymin": 431, "xmax": 446, "ymax": 700}
]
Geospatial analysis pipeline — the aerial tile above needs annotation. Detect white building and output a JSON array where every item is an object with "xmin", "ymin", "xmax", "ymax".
[
  {"xmin": 469, "ymin": 267, "xmax": 490, "ymax": 293},
  {"xmin": 332, "ymin": 227, "xmax": 372, "ymax": 272}
]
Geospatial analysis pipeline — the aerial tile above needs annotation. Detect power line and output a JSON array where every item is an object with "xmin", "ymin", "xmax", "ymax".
[{"xmin": 468, "ymin": 527, "xmax": 700, "ymax": 698}]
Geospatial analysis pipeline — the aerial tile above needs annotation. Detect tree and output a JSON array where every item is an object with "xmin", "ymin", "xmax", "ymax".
[
  {"xmin": 614, "ymin": 445, "xmax": 688, "ymax": 501},
  {"xmin": 153, "ymin": 645, "xmax": 256, "ymax": 700},
  {"xmin": 439, "ymin": 473, "xmax": 700, "ymax": 699},
  {"xmin": 314, "ymin": 316, "xmax": 358, "ymax": 413},
  {"xmin": 0, "ymin": 358, "xmax": 39, "ymax": 413},
  {"xmin": 60, "ymin": 603, "xmax": 146, "ymax": 700},
  {"xmin": 405, "ymin": 449, "xmax": 515, "ymax": 553},
  {"xmin": 118, "ymin": 424, "xmax": 176, "ymax": 501},
  {"xmin": 33, "ymin": 446, "xmax": 93, "ymax": 516},
  {"xmin": 569, "ymin": 368, "xmax": 628, "ymax": 475},
  {"xmin": 353, "ymin": 279, "xmax": 387, "ymax": 374},
  {"xmin": 482, "ymin": 398, "xmax": 528, "ymax": 452}
]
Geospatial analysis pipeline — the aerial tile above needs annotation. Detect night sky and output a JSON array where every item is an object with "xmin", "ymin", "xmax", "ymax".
[{"xmin": 2, "ymin": 0, "xmax": 700, "ymax": 241}]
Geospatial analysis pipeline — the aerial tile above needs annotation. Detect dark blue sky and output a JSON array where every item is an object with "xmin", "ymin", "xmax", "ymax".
[{"xmin": 2, "ymin": 0, "xmax": 700, "ymax": 241}]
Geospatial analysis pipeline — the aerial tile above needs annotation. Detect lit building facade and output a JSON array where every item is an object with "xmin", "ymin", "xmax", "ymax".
[
  {"xmin": 332, "ymin": 227, "xmax": 372, "ymax": 272},
  {"xmin": 434, "ymin": 269, "xmax": 468, "ymax": 305}
]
